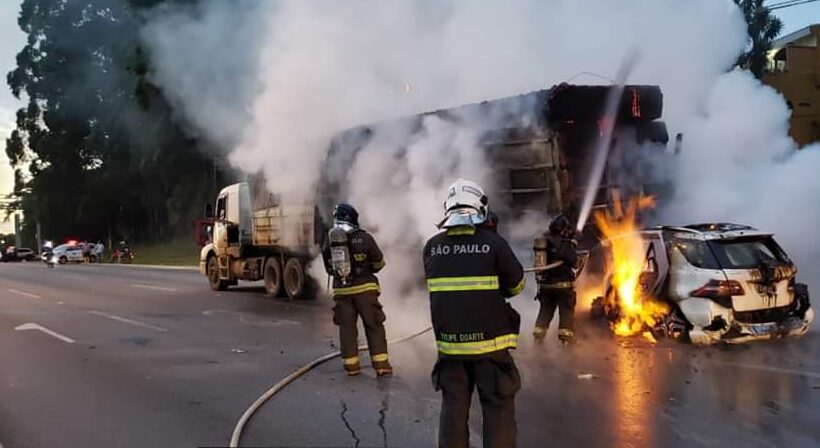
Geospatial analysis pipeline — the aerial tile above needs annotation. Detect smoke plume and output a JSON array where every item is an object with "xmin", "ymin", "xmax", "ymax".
[
  {"xmin": 139, "ymin": 0, "xmax": 819, "ymax": 329},
  {"xmin": 661, "ymin": 70, "xmax": 820, "ymax": 297}
]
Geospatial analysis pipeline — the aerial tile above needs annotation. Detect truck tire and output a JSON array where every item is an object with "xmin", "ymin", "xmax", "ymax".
[
  {"xmin": 264, "ymin": 257, "xmax": 283, "ymax": 297},
  {"xmin": 207, "ymin": 256, "xmax": 228, "ymax": 291},
  {"xmin": 283, "ymin": 257, "xmax": 308, "ymax": 300}
]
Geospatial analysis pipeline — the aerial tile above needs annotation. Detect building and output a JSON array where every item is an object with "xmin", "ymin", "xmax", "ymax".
[{"xmin": 764, "ymin": 24, "xmax": 820, "ymax": 147}]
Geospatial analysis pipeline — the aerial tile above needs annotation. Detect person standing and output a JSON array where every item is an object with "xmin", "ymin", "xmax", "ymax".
[
  {"xmin": 532, "ymin": 214, "xmax": 579, "ymax": 345},
  {"xmin": 423, "ymin": 179, "xmax": 525, "ymax": 448},
  {"xmin": 93, "ymin": 241, "xmax": 105, "ymax": 263},
  {"xmin": 322, "ymin": 203, "xmax": 392, "ymax": 377}
]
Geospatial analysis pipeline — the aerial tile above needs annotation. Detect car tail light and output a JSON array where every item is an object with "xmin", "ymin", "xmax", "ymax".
[
  {"xmin": 691, "ymin": 280, "xmax": 744, "ymax": 298},
  {"xmin": 691, "ymin": 280, "xmax": 744, "ymax": 302}
]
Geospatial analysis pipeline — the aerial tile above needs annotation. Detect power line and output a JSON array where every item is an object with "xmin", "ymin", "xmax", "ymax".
[
  {"xmin": 767, "ymin": 0, "xmax": 820, "ymax": 10},
  {"xmin": 765, "ymin": 0, "xmax": 802, "ymax": 6}
]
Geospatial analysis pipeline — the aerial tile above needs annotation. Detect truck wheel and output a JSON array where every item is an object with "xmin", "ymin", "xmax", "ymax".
[
  {"xmin": 207, "ymin": 256, "xmax": 228, "ymax": 291},
  {"xmin": 283, "ymin": 258, "xmax": 308, "ymax": 300},
  {"xmin": 264, "ymin": 257, "xmax": 283, "ymax": 297}
]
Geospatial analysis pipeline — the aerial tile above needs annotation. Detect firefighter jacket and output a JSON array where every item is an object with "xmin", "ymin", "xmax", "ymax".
[
  {"xmin": 537, "ymin": 233, "xmax": 578, "ymax": 288},
  {"xmin": 322, "ymin": 228, "xmax": 385, "ymax": 297},
  {"xmin": 423, "ymin": 225, "xmax": 525, "ymax": 358}
]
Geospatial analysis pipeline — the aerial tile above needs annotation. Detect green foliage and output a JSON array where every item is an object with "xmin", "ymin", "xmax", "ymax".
[
  {"xmin": 128, "ymin": 237, "xmax": 199, "ymax": 266},
  {"xmin": 734, "ymin": 0, "xmax": 784, "ymax": 78},
  {"xmin": 5, "ymin": 0, "xmax": 233, "ymax": 244}
]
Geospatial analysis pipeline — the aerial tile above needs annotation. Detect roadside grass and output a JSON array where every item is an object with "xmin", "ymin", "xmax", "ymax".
[{"xmin": 119, "ymin": 238, "xmax": 199, "ymax": 267}]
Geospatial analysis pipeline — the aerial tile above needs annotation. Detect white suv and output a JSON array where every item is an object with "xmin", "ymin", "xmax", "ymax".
[{"xmin": 593, "ymin": 223, "xmax": 814, "ymax": 344}]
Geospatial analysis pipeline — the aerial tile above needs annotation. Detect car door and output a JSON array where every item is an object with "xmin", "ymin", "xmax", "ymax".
[
  {"xmin": 639, "ymin": 230, "xmax": 669, "ymax": 299},
  {"xmin": 68, "ymin": 247, "xmax": 83, "ymax": 262}
]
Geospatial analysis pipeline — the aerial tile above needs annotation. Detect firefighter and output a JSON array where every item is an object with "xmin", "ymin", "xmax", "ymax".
[
  {"xmin": 533, "ymin": 213, "xmax": 579, "ymax": 345},
  {"xmin": 423, "ymin": 179, "xmax": 525, "ymax": 448},
  {"xmin": 322, "ymin": 203, "xmax": 392, "ymax": 377}
]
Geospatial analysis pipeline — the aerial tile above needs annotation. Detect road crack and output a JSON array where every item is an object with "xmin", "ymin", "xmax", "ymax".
[
  {"xmin": 340, "ymin": 400, "xmax": 361, "ymax": 447},
  {"xmin": 378, "ymin": 395, "xmax": 389, "ymax": 448}
]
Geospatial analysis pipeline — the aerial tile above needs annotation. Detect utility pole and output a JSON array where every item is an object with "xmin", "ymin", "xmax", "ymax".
[
  {"xmin": 36, "ymin": 220, "xmax": 42, "ymax": 252},
  {"xmin": 14, "ymin": 213, "xmax": 22, "ymax": 247}
]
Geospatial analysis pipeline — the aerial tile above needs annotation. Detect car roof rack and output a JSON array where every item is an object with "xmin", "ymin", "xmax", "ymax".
[
  {"xmin": 645, "ymin": 225, "xmax": 702, "ymax": 234},
  {"xmin": 684, "ymin": 223, "xmax": 756, "ymax": 232}
]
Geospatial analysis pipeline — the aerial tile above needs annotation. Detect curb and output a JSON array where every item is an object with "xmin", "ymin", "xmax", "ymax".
[{"xmin": 92, "ymin": 263, "xmax": 199, "ymax": 272}]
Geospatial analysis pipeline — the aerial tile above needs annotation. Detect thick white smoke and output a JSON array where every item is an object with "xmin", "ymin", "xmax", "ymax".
[
  {"xmin": 662, "ymin": 70, "xmax": 820, "ymax": 297},
  {"xmin": 140, "ymin": 0, "xmax": 819, "ymax": 329}
]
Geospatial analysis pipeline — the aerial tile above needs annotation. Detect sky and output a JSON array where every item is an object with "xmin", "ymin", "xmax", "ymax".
[
  {"xmin": 0, "ymin": 0, "xmax": 817, "ymax": 236},
  {"xmin": 0, "ymin": 1, "xmax": 24, "ymax": 234}
]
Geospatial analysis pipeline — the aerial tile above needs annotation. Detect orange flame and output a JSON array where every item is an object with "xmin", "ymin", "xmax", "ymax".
[{"xmin": 595, "ymin": 196, "xmax": 669, "ymax": 337}]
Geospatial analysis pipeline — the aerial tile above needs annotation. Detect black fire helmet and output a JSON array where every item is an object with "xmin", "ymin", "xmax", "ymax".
[{"xmin": 333, "ymin": 203, "xmax": 360, "ymax": 227}]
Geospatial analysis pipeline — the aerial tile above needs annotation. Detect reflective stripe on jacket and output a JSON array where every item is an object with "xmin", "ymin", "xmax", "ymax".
[
  {"xmin": 322, "ymin": 228, "xmax": 385, "ymax": 297},
  {"xmin": 423, "ymin": 225, "xmax": 525, "ymax": 358}
]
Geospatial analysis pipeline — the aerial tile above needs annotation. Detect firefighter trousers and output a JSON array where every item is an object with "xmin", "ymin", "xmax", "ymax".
[
  {"xmin": 535, "ymin": 287, "xmax": 576, "ymax": 332},
  {"xmin": 332, "ymin": 292, "xmax": 388, "ymax": 362},
  {"xmin": 431, "ymin": 350, "xmax": 521, "ymax": 448}
]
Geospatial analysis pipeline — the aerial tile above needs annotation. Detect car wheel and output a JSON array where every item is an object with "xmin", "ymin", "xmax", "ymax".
[
  {"xmin": 263, "ymin": 257, "xmax": 283, "ymax": 297},
  {"xmin": 59, "ymin": 256, "xmax": 67, "ymax": 265},
  {"xmin": 650, "ymin": 307, "xmax": 690, "ymax": 342},
  {"xmin": 208, "ymin": 256, "xmax": 227, "ymax": 291}
]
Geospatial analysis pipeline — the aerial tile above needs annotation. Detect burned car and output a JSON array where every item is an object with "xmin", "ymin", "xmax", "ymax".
[{"xmin": 592, "ymin": 223, "xmax": 814, "ymax": 344}]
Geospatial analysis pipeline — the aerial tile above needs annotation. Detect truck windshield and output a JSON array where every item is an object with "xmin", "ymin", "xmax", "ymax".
[{"xmin": 707, "ymin": 237, "xmax": 789, "ymax": 269}]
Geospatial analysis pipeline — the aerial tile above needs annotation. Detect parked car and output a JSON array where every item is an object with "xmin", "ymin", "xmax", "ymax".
[
  {"xmin": 592, "ymin": 223, "xmax": 814, "ymax": 344},
  {"xmin": 51, "ymin": 243, "xmax": 86, "ymax": 264},
  {"xmin": 14, "ymin": 247, "xmax": 35, "ymax": 261},
  {"xmin": 2, "ymin": 245, "xmax": 16, "ymax": 262}
]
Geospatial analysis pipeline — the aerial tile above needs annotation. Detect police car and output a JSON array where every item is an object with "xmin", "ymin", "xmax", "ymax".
[
  {"xmin": 51, "ymin": 243, "xmax": 86, "ymax": 264},
  {"xmin": 593, "ymin": 223, "xmax": 814, "ymax": 344}
]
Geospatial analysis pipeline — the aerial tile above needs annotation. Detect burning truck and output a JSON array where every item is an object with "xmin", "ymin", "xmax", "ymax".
[{"xmin": 198, "ymin": 83, "xmax": 669, "ymax": 299}]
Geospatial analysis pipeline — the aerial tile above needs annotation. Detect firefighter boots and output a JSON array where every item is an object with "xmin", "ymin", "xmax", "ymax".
[
  {"xmin": 532, "ymin": 326, "xmax": 547, "ymax": 343},
  {"xmin": 558, "ymin": 328, "xmax": 575, "ymax": 346},
  {"xmin": 373, "ymin": 361, "xmax": 393, "ymax": 377},
  {"xmin": 343, "ymin": 357, "xmax": 362, "ymax": 376}
]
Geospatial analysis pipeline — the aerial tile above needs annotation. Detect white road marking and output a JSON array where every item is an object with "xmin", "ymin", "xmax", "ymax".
[
  {"xmin": 14, "ymin": 323, "xmax": 75, "ymax": 344},
  {"xmin": 7, "ymin": 289, "xmax": 41, "ymax": 299},
  {"xmin": 89, "ymin": 310, "xmax": 169, "ymax": 332},
  {"xmin": 203, "ymin": 309, "xmax": 299, "ymax": 327},
  {"xmin": 717, "ymin": 361, "xmax": 820, "ymax": 379},
  {"xmin": 130, "ymin": 283, "xmax": 178, "ymax": 292}
]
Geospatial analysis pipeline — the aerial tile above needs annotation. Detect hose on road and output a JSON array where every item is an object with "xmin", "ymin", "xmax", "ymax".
[{"xmin": 229, "ymin": 325, "xmax": 433, "ymax": 447}]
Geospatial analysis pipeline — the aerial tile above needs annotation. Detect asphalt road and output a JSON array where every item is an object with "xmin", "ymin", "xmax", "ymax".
[{"xmin": 1, "ymin": 261, "xmax": 819, "ymax": 448}]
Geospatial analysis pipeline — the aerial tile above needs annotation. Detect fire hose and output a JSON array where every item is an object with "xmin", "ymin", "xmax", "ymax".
[
  {"xmin": 231, "ymin": 256, "xmax": 582, "ymax": 445},
  {"xmin": 229, "ymin": 325, "xmax": 433, "ymax": 447},
  {"xmin": 523, "ymin": 261, "xmax": 563, "ymax": 273}
]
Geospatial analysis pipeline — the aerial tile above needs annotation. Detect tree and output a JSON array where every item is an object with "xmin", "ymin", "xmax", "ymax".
[
  {"xmin": 5, "ymin": 0, "xmax": 232, "ymax": 244},
  {"xmin": 734, "ymin": 0, "xmax": 784, "ymax": 78}
]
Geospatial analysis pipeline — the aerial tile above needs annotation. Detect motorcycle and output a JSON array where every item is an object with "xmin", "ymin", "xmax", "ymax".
[
  {"xmin": 112, "ymin": 245, "xmax": 135, "ymax": 264},
  {"xmin": 42, "ymin": 250, "xmax": 54, "ymax": 269}
]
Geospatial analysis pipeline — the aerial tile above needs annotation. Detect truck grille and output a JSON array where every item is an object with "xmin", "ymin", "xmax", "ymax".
[{"xmin": 733, "ymin": 302, "xmax": 796, "ymax": 324}]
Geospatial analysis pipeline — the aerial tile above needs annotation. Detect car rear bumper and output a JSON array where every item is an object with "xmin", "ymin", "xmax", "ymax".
[{"xmin": 691, "ymin": 307, "xmax": 814, "ymax": 344}]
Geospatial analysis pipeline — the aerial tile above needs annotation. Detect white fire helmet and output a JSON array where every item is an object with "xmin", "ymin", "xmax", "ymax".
[{"xmin": 439, "ymin": 178, "xmax": 488, "ymax": 228}]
